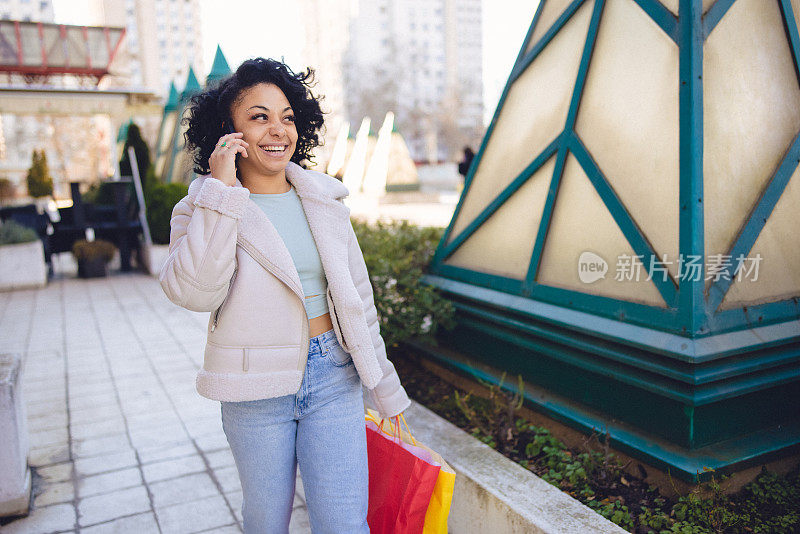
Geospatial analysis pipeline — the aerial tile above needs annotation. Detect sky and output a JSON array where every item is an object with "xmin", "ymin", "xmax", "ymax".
[{"xmin": 52, "ymin": 0, "xmax": 540, "ymax": 126}]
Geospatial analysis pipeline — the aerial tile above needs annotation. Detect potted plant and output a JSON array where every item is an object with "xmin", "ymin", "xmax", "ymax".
[
  {"xmin": 0, "ymin": 220, "xmax": 47, "ymax": 290},
  {"xmin": 72, "ymin": 239, "xmax": 116, "ymax": 278}
]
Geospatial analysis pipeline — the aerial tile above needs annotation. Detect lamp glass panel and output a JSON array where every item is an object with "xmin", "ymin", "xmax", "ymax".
[
  {"xmin": 719, "ymin": 163, "xmax": 800, "ymax": 309},
  {"xmin": 538, "ymin": 153, "xmax": 667, "ymax": 307},
  {"xmin": 156, "ymin": 112, "xmax": 177, "ymax": 177},
  {"xmin": 703, "ymin": 0, "xmax": 800, "ymax": 290},
  {"xmin": 661, "ymin": 0, "xmax": 677, "ymax": 15},
  {"xmin": 448, "ymin": 0, "xmax": 593, "ymax": 244},
  {"xmin": 445, "ymin": 156, "xmax": 556, "ymax": 279},
  {"xmin": 526, "ymin": 0, "xmax": 575, "ymax": 54},
  {"xmin": 659, "ymin": 0, "xmax": 716, "ymax": 15},
  {"xmin": 576, "ymin": 0, "xmax": 679, "ymax": 279}
]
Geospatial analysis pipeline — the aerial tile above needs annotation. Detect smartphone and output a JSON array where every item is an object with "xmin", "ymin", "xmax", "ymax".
[{"xmin": 222, "ymin": 118, "xmax": 241, "ymax": 161}]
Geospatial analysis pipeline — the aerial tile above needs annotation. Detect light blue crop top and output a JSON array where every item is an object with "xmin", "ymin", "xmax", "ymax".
[{"xmin": 249, "ymin": 184, "xmax": 329, "ymax": 319}]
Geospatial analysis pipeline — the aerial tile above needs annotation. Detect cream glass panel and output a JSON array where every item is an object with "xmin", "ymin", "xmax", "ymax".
[
  {"xmin": 660, "ymin": 0, "xmax": 719, "ymax": 17},
  {"xmin": 156, "ymin": 113, "xmax": 178, "ymax": 176},
  {"xmin": 527, "ymin": 0, "xmax": 576, "ymax": 54},
  {"xmin": 173, "ymin": 118, "xmax": 192, "ymax": 184},
  {"xmin": 719, "ymin": 164, "xmax": 800, "ymax": 310},
  {"xmin": 661, "ymin": 0, "xmax": 677, "ymax": 15},
  {"xmin": 538, "ymin": 154, "xmax": 667, "ymax": 307},
  {"xmin": 449, "ymin": 0, "xmax": 593, "ymax": 244},
  {"xmin": 159, "ymin": 113, "xmax": 177, "ymax": 154},
  {"xmin": 164, "ymin": 111, "xmax": 189, "ymax": 182},
  {"xmin": 445, "ymin": 157, "xmax": 556, "ymax": 279},
  {"xmin": 703, "ymin": 0, "xmax": 800, "ymax": 290},
  {"xmin": 576, "ymin": 0, "xmax": 679, "ymax": 279}
]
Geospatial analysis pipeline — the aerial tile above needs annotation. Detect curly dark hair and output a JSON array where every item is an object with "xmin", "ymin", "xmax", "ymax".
[{"xmin": 183, "ymin": 57, "xmax": 325, "ymax": 174}]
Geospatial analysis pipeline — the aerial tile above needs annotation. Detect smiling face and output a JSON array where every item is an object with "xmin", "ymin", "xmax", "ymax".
[{"xmin": 230, "ymin": 82, "xmax": 298, "ymax": 180}]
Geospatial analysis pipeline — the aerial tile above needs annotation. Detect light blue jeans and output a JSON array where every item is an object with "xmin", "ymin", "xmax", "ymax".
[{"xmin": 220, "ymin": 328, "xmax": 370, "ymax": 534}]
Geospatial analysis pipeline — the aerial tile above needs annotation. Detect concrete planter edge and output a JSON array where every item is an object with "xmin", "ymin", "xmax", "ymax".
[{"xmin": 401, "ymin": 399, "xmax": 628, "ymax": 533}]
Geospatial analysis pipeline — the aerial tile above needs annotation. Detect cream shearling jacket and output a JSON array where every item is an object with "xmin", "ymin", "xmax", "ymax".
[{"xmin": 159, "ymin": 161, "xmax": 411, "ymax": 419}]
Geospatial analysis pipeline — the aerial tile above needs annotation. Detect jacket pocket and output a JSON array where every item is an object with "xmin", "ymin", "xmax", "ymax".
[
  {"xmin": 326, "ymin": 286, "xmax": 351, "ymax": 352},
  {"xmin": 211, "ymin": 266, "xmax": 238, "ymax": 332}
]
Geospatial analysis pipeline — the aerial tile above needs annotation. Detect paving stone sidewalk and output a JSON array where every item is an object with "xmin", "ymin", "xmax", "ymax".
[{"xmin": 0, "ymin": 273, "xmax": 311, "ymax": 533}]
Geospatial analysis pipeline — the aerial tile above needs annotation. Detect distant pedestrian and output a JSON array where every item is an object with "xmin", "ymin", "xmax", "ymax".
[
  {"xmin": 159, "ymin": 57, "xmax": 410, "ymax": 533},
  {"xmin": 458, "ymin": 146, "xmax": 475, "ymax": 179}
]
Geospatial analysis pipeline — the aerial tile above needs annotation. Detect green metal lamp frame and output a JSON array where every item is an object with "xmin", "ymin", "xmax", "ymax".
[{"xmin": 422, "ymin": 0, "xmax": 800, "ymax": 482}]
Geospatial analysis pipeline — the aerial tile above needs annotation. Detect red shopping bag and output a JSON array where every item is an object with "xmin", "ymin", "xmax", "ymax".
[{"xmin": 366, "ymin": 412, "xmax": 441, "ymax": 534}]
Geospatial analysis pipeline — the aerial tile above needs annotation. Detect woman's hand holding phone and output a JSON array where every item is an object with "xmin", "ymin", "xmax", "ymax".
[{"xmin": 209, "ymin": 132, "xmax": 249, "ymax": 187}]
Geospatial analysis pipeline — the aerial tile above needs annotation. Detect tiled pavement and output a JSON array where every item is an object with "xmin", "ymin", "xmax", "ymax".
[{"xmin": 0, "ymin": 272, "xmax": 312, "ymax": 533}]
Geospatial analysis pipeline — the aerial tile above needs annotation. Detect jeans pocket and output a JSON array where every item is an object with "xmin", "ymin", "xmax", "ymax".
[{"xmin": 327, "ymin": 340, "xmax": 353, "ymax": 367}]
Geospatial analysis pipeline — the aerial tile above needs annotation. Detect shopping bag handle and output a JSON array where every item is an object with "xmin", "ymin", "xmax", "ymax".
[{"xmin": 365, "ymin": 411, "xmax": 418, "ymax": 446}]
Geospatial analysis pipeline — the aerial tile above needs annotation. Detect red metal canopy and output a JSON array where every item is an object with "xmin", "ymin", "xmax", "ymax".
[{"xmin": 0, "ymin": 20, "xmax": 125, "ymax": 84}]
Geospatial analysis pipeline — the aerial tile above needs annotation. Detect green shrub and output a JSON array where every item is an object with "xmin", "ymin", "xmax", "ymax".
[
  {"xmin": 72, "ymin": 239, "xmax": 116, "ymax": 262},
  {"xmin": 351, "ymin": 218, "xmax": 456, "ymax": 348},
  {"xmin": 0, "ymin": 220, "xmax": 38, "ymax": 245},
  {"xmin": 146, "ymin": 182, "xmax": 188, "ymax": 245},
  {"xmin": 26, "ymin": 149, "xmax": 53, "ymax": 198}
]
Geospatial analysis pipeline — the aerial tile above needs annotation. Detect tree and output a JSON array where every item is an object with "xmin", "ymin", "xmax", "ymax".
[{"xmin": 26, "ymin": 149, "xmax": 53, "ymax": 198}]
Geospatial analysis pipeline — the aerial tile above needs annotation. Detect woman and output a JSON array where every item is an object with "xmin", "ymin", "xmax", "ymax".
[{"xmin": 159, "ymin": 57, "xmax": 411, "ymax": 533}]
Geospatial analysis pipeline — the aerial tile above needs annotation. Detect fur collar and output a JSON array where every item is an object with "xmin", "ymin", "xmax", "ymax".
[{"xmin": 187, "ymin": 162, "xmax": 354, "ymax": 305}]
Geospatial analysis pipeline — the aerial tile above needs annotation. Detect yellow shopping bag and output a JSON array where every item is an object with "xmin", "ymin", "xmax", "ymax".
[
  {"xmin": 422, "ymin": 450, "xmax": 455, "ymax": 534},
  {"xmin": 365, "ymin": 409, "xmax": 455, "ymax": 534}
]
